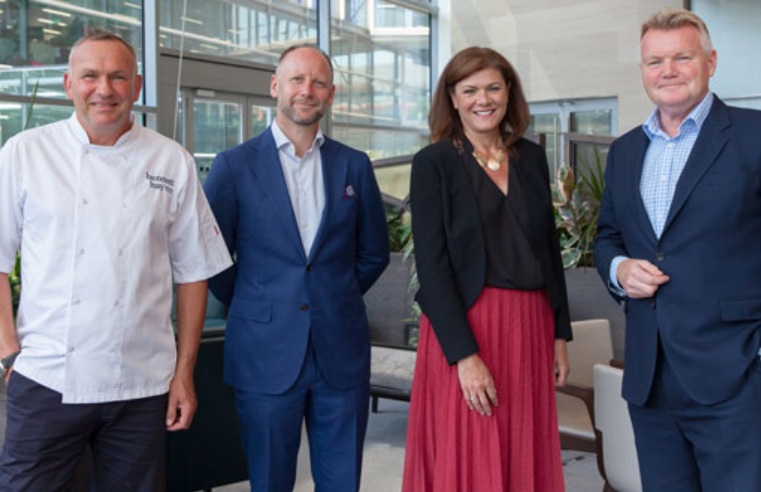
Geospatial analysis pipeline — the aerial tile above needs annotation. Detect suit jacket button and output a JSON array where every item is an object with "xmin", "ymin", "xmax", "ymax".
[
  {"xmin": 656, "ymin": 252, "xmax": 665, "ymax": 261},
  {"xmin": 300, "ymin": 303, "xmax": 310, "ymax": 311},
  {"xmin": 306, "ymin": 264, "xmax": 313, "ymax": 272}
]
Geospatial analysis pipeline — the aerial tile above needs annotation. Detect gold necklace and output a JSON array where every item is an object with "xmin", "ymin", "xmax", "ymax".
[{"xmin": 472, "ymin": 147, "xmax": 505, "ymax": 171}]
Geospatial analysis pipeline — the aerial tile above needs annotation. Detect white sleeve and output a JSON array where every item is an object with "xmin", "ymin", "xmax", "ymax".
[
  {"xmin": 0, "ymin": 139, "xmax": 22, "ymax": 274},
  {"xmin": 167, "ymin": 150, "xmax": 232, "ymax": 283}
]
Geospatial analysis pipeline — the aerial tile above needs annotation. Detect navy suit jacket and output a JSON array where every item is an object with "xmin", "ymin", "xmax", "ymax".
[
  {"xmin": 204, "ymin": 128, "xmax": 390, "ymax": 394},
  {"xmin": 594, "ymin": 97, "xmax": 761, "ymax": 406}
]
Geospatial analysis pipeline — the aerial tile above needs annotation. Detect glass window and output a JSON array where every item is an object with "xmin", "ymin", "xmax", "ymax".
[
  {"xmin": 332, "ymin": 125, "xmax": 428, "ymax": 161},
  {"xmin": 331, "ymin": 1, "xmax": 430, "ymax": 158},
  {"xmin": 570, "ymin": 109, "xmax": 612, "ymax": 136},
  {"xmin": 159, "ymin": 0, "xmax": 316, "ymax": 65},
  {"xmin": 529, "ymin": 113, "xmax": 561, "ymax": 177},
  {"xmin": 0, "ymin": 0, "xmax": 143, "ymax": 100}
]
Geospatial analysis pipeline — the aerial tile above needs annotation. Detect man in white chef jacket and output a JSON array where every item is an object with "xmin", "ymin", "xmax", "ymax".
[{"xmin": 0, "ymin": 29, "xmax": 232, "ymax": 491}]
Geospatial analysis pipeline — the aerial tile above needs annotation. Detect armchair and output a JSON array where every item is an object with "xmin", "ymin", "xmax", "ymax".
[
  {"xmin": 556, "ymin": 318, "xmax": 614, "ymax": 453},
  {"xmin": 594, "ymin": 363, "xmax": 642, "ymax": 492}
]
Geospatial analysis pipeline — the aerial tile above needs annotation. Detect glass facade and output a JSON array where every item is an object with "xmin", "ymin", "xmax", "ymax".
[
  {"xmin": 0, "ymin": 0, "xmax": 144, "ymax": 98},
  {"xmin": 0, "ymin": 0, "xmax": 433, "ymax": 169}
]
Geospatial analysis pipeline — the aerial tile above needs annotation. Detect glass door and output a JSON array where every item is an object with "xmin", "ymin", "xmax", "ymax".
[{"xmin": 182, "ymin": 89, "xmax": 275, "ymax": 182}]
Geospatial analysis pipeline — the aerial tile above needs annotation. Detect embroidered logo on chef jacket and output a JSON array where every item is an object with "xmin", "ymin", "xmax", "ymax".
[{"xmin": 145, "ymin": 172, "xmax": 175, "ymax": 194}]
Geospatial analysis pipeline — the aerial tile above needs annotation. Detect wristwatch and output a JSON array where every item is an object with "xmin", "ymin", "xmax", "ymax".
[{"xmin": 0, "ymin": 351, "xmax": 20, "ymax": 378}]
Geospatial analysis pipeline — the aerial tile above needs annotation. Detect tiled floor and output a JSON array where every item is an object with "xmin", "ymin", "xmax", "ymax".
[{"xmin": 0, "ymin": 385, "xmax": 604, "ymax": 492}]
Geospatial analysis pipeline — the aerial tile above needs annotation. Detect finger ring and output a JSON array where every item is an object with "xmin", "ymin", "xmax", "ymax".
[{"xmin": 469, "ymin": 395, "xmax": 476, "ymax": 402}]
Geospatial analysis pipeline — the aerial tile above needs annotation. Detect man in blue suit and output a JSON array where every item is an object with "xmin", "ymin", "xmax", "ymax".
[
  {"xmin": 594, "ymin": 8, "xmax": 761, "ymax": 491},
  {"xmin": 203, "ymin": 45, "xmax": 389, "ymax": 491}
]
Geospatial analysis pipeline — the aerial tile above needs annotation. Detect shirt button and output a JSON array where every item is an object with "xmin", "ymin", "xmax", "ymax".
[
  {"xmin": 114, "ymin": 299, "xmax": 121, "ymax": 307},
  {"xmin": 79, "ymin": 248, "xmax": 85, "ymax": 255},
  {"xmin": 68, "ymin": 346, "xmax": 75, "ymax": 353},
  {"xmin": 73, "ymin": 299, "xmax": 81, "ymax": 306},
  {"xmin": 300, "ymin": 303, "xmax": 310, "ymax": 311},
  {"xmin": 82, "ymin": 198, "xmax": 88, "ymax": 205}
]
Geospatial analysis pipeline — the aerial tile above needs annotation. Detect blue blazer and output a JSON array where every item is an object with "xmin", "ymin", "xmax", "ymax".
[
  {"xmin": 204, "ymin": 128, "xmax": 390, "ymax": 394},
  {"xmin": 594, "ymin": 97, "xmax": 761, "ymax": 406}
]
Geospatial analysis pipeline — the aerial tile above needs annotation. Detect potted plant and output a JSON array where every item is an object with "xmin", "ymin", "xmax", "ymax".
[{"xmin": 551, "ymin": 149, "xmax": 625, "ymax": 360}]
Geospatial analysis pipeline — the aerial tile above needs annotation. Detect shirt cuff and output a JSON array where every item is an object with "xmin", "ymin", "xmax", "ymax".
[{"xmin": 609, "ymin": 256, "xmax": 628, "ymax": 296}]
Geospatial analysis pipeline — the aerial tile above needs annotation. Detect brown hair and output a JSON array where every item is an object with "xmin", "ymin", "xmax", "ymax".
[
  {"xmin": 641, "ymin": 8, "xmax": 713, "ymax": 54},
  {"xmin": 429, "ymin": 46, "xmax": 530, "ymax": 152},
  {"xmin": 69, "ymin": 29, "xmax": 137, "ymax": 69}
]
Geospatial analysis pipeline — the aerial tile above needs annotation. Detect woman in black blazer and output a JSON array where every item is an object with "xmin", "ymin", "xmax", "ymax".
[{"xmin": 402, "ymin": 47, "xmax": 572, "ymax": 492}]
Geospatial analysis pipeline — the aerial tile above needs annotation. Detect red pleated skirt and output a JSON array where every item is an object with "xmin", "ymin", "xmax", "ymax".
[{"xmin": 402, "ymin": 287, "xmax": 565, "ymax": 492}]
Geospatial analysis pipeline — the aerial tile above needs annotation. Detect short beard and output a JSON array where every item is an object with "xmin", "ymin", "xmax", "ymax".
[{"xmin": 278, "ymin": 100, "xmax": 325, "ymax": 126}]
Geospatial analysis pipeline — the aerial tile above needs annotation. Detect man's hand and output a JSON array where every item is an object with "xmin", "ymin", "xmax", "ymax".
[
  {"xmin": 165, "ymin": 373, "xmax": 197, "ymax": 431},
  {"xmin": 617, "ymin": 259, "xmax": 670, "ymax": 298}
]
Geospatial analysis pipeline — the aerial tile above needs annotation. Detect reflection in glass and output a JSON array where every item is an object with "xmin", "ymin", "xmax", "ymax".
[
  {"xmin": 0, "ymin": 102, "xmax": 71, "ymax": 146},
  {"xmin": 0, "ymin": 0, "xmax": 143, "ymax": 99},
  {"xmin": 250, "ymin": 104, "xmax": 273, "ymax": 139},
  {"xmin": 333, "ymin": 125, "xmax": 428, "ymax": 162},
  {"xmin": 570, "ymin": 109, "xmax": 612, "ymax": 136},
  {"xmin": 331, "ymin": 0, "xmax": 430, "ymax": 158}
]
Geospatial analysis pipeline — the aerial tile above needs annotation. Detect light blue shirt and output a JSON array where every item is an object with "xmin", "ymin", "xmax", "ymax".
[
  {"xmin": 609, "ymin": 92, "xmax": 714, "ymax": 290},
  {"xmin": 271, "ymin": 120, "xmax": 326, "ymax": 257}
]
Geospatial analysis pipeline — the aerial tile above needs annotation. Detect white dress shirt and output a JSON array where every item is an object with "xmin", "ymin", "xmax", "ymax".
[
  {"xmin": 0, "ymin": 114, "xmax": 232, "ymax": 403},
  {"xmin": 271, "ymin": 120, "xmax": 325, "ymax": 256}
]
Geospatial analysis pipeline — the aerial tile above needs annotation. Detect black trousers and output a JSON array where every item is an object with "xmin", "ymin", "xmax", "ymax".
[{"xmin": 0, "ymin": 371, "xmax": 168, "ymax": 492}]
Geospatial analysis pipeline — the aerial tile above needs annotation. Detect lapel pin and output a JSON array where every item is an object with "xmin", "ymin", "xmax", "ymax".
[{"xmin": 344, "ymin": 185, "xmax": 355, "ymax": 198}]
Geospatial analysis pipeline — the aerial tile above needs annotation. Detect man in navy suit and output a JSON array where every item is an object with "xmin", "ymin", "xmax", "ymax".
[
  {"xmin": 203, "ymin": 45, "xmax": 389, "ymax": 491},
  {"xmin": 594, "ymin": 8, "xmax": 761, "ymax": 491}
]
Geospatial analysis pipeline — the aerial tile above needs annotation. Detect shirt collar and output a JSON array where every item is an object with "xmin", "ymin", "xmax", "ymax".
[
  {"xmin": 68, "ymin": 112, "xmax": 139, "ymax": 148},
  {"xmin": 271, "ymin": 120, "xmax": 325, "ymax": 156},
  {"xmin": 643, "ymin": 92, "xmax": 714, "ymax": 139}
]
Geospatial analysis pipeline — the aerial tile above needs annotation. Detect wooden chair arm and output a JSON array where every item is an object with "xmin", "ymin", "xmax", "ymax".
[{"xmin": 556, "ymin": 382, "xmax": 594, "ymax": 422}]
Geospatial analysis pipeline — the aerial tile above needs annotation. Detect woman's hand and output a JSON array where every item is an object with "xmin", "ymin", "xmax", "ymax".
[
  {"xmin": 554, "ymin": 339, "xmax": 570, "ymax": 387},
  {"xmin": 457, "ymin": 353, "xmax": 498, "ymax": 416}
]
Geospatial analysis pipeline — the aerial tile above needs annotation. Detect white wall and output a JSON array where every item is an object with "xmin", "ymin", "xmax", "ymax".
[{"xmin": 446, "ymin": 0, "xmax": 684, "ymax": 134}]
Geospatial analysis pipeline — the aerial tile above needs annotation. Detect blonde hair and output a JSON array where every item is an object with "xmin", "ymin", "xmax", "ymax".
[{"xmin": 641, "ymin": 8, "xmax": 713, "ymax": 54}]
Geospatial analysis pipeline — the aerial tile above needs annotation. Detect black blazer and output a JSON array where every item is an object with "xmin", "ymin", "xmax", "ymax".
[{"xmin": 411, "ymin": 137, "xmax": 572, "ymax": 364}]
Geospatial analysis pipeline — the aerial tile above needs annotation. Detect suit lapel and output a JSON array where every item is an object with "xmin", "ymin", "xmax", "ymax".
[
  {"xmin": 308, "ymin": 139, "xmax": 344, "ymax": 262},
  {"xmin": 249, "ymin": 130, "xmax": 306, "ymax": 259},
  {"xmin": 662, "ymin": 100, "xmax": 730, "ymax": 235},
  {"xmin": 626, "ymin": 130, "xmax": 658, "ymax": 243}
]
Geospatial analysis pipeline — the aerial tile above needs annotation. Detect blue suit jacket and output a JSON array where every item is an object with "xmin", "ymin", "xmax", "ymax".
[
  {"xmin": 204, "ymin": 128, "xmax": 390, "ymax": 394},
  {"xmin": 594, "ymin": 97, "xmax": 761, "ymax": 406}
]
